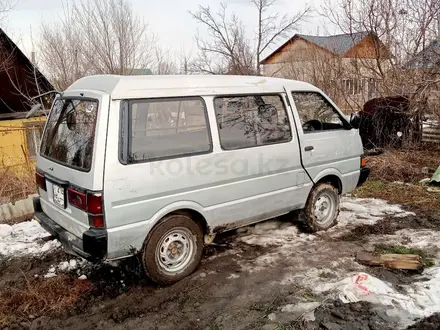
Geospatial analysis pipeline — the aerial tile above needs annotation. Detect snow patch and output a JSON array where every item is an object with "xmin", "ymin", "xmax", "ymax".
[
  {"xmin": 0, "ymin": 224, "xmax": 13, "ymax": 238},
  {"xmin": 0, "ymin": 220, "xmax": 60, "ymax": 259},
  {"xmin": 239, "ymin": 197, "xmax": 415, "ymax": 267},
  {"xmin": 43, "ymin": 258, "xmax": 90, "ymax": 278},
  {"xmin": 311, "ymin": 268, "xmax": 440, "ymax": 328}
]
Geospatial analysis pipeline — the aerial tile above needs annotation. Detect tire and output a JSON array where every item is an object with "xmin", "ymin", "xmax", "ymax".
[
  {"xmin": 303, "ymin": 183, "xmax": 340, "ymax": 233},
  {"xmin": 141, "ymin": 214, "xmax": 203, "ymax": 285}
]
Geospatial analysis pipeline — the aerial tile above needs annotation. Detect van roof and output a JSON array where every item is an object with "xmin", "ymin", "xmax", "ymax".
[{"xmin": 65, "ymin": 75, "xmax": 320, "ymax": 99}]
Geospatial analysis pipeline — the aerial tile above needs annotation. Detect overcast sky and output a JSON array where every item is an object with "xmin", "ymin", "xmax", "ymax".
[{"xmin": 3, "ymin": 0, "xmax": 333, "ymax": 61}]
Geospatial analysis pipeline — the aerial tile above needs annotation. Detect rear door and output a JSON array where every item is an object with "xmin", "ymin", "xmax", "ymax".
[
  {"xmin": 287, "ymin": 91, "xmax": 363, "ymax": 191},
  {"xmin": 36, "ymin": 91, "xmax": 110, "ymax": 238}
]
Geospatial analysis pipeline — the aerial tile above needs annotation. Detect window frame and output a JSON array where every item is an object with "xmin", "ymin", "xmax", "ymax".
[
  {"xmin": 291, "ymin": 91, "xmax": 351, "ymax": 134},
  {"xmin": 40, "ymin": 96, "xmax": 100, "ymax": 173},
  {"xmin": 119, "ymin": 96, "xmax": 213, "ymax": 165},
  {"xmin": 213, "ymin": 93, "xmax": 293, "ymax": 151}
]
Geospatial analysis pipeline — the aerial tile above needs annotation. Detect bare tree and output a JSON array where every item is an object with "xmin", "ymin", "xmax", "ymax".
[
  {"xmin": 317, "ymin": 0, "xmax": 440, "ymax": 144},
  {"xmin": 39, "ymin": 0, "xmax": 156, "ymax": 90},
  {"xmin": 177, "ymin": 48, "xmax": 193, "ymax": 75},
  {"xmin": 253, "ymin": 0, "xmax": 311, "ymax": 74},
  {"xmin": 0, "ymin": 0, "xmax": 15, "ymax": 23},
  {"xmin": 190, "ymin": 4, "xmax": 254, "ymax": 75},
  {"xmin": 152, "ymin": 47, "xmax": 179, "ymax": 75},
  {"xmin": 321, "ymin": 0, "xmax": 440, "ymax": 96},
  {"xmin": 190, "ymin": 1, "xmax": 310, "ymax": 75},
  {"xmin": 0, "ymin": 0, "xmax": 16, "ymax": 72}
]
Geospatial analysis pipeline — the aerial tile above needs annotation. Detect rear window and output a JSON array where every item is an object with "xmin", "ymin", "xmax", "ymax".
[
  {"xmin": 123, "ymin": 97, "xmax": 211, "ymax": 163},
  {"xmin": 40, "ymin": 98, "xmax": 98, "ymax": 171}
]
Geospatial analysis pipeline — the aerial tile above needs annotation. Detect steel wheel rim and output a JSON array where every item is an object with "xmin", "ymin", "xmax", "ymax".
[
  {"xmin": 314, "ymin": 192, "xmax": 336, "ymax": 225},
  {"xmin": 156, "ymin": 227, "xmax": 195, "ymax": 274}
]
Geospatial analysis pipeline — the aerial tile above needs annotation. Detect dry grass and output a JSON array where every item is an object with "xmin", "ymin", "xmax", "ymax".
[
  {"xmin": 0, "ymin": 167, "xmax": 36, "ymax": 205},
  {"xmin": 0, "ymin": 167, "xmax": 36, "ymax": 225},
  {"xmin": 367, "ymin": 146, "xmax": 440, "ymax": 183},
  {"xmin": 355, "ymin": 179, "xmax": 440, "ymax": 213},
  {"xmin": 0, "ymin": 275, "xmax": 93, "ymax": 327}
]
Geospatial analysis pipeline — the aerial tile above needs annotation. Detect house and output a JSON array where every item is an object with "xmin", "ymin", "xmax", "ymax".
[
  {"xmin": 406, "ymin": 39, "xmax": 440, "ymax": 70},
  {"xmin": 260, "ymin": 32, "xmax": 392, "ymax": 112},
  {"xmin": 0, "ymin": 28, "xmax": 54, "ymax": 174}
]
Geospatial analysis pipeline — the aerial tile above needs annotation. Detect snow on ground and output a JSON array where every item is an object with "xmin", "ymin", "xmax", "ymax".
[
  {"xmin": 368, "ymin": 228, "xmax": 440, "ymax": 256},
  {"xmin": 238, "ymin": 196, "xmax": 415, "ymax": 270},
  {"xmin": 337, "ymin": 197, "xmax": 415, "ymax": 227},
  {"xmin": 0, "ymin": 220, "xmax": 60, "ymax": 259},
  {"xmin": 308, "ymin": 267, "xmax": 440, "ymax": 328},
  {"xmin": 43, "ymin": 258, "xmax": 90, "ymax": 279},
  {"xmin": 236, "ymin": 197, "xmax": 440, "ymax": 328}
]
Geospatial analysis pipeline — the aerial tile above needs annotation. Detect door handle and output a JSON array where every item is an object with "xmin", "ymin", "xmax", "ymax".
[{"xmin": 304, "ymin": 146, "xmax": 314, "ymax": 151}]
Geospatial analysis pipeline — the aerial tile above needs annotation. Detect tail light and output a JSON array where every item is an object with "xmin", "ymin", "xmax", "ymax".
[
  {"xmin": 36, "ymin": 171, "xmax": 47, "ymax": 191},
  {"xmin": 68, "ymin": 189, "xmax": 105, "ymax": 228},
  {"xmin": 87, "ymin": 193, "xmax": 103, "ymax": 214},
  {"xmin": 361, "ymin": 156, "xmax": 367, "ymax": 168},
  {"xmin": 90, "ymin": 215, "xmax": 105, "ymax": 228},
  {"xmin": 67, "ymin": 188, "xmax": 86, "ymax": 210}
]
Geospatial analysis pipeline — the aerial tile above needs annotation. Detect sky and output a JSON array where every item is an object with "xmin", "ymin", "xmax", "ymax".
[{"xmin": 2, "ymin": 0, "xmax": 332, "ymax": 62}]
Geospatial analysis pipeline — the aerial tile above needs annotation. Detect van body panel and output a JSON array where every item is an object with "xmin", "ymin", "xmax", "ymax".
[
  {"xmin": 36, "ymin": 91, "xmax": 110, "ymax": 239},
  {"xmin": 103, "ymin": 96, "xmax": 311, "ymax": 257},
  {"xmin": 286, "ymin": 89, "xmax": 363, "ymax": 192},
  {"xmin": 34, "ymin": 75, "xmax": 367, "ymax": 261}
]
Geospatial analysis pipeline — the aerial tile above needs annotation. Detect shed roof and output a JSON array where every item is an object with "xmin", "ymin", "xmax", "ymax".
[{"xmin": 0, "ymin": 29, "xmax": 54, "ymax": 115}]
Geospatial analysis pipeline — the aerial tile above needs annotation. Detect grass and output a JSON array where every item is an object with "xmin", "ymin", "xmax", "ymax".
[
  {"xmin": 366, "ymin": 147, "xmax": 440, "ymax": 183},
  {"xmin": 374, "ymin": 244, "xmax": 436, "ymax": 268},
  {"xmin": 355, "ymin": 179, "xmax": 440, "ymax": 214},
  {"xmin": 0, "ymin": 167, "xmax": 36, "ymax": 225},
  {"xmin": 0, "ymin": 167, "xmax": 36, "ymax": 205},
  {"xmin": 0, "ymin": 274, "xmax": 93, "ymax": 327},
  {"xmin": 318, "ymin": 272, "xmax": 336, "ymax": 279}
]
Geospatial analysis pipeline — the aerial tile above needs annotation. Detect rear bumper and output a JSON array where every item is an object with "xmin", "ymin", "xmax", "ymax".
[
  {"xmin": 33, "ymin": 197, "xmax": 107, "ymax": 261},
  {"xmin": 357, "ymin": 167, "xmax": 370, "ymax": 188}
]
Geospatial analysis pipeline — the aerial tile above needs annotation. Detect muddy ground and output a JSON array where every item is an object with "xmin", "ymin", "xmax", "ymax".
[{"xmin": 2, "ymin": 210, "xmax": 440, "ymax": 330}]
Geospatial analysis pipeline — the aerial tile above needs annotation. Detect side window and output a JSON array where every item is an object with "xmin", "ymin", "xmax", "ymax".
[
  {"xmin": 291, "ymin": 92, "xmax": 347, "ymax": 133},
  {"xmin": 214, "ymin": 94, "xmax": 291, "ymax": 150},
  {"xmin": 126, "ymin": 97, "xmax": 211, "ymax": 163}
]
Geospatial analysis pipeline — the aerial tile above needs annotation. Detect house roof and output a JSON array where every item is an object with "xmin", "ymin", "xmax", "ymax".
[
  {"xmin": 297, "ymin": 32, "xmax": 369, "ymax": 55},
  {"xmin": 405, "ymin": 40, "xmax": 440, "ymax": 69},
  {"xmin": 260, "ymin": 31, "xmax": 370, "ymax": 64},
  {"xmin": 0, "ymin": 28, "xmax": 54, "ymax": 115}
]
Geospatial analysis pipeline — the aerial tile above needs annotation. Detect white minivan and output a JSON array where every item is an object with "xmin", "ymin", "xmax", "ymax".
[{"xmin": 33, "ymin": 75, "xmax": 369, "ymax": 284}]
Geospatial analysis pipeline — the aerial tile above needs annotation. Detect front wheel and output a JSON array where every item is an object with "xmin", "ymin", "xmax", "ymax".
[
  {"xmin": 141, "ymin": 214, "xmax": 203, "ymax": 285},
  {"xmin": 303, "ymin": 183, "xmax": 340, "ymax": 233}
]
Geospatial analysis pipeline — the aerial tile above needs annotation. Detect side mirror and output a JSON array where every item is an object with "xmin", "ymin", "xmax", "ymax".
[{"xmin": 350, "ymin": 112, "xmax": 361, "ymax": 129}]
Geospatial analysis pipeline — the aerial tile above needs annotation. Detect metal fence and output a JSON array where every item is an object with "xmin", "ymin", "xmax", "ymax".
[{"xmin": 422, "ymin": 122, "xmax": 440, "ymax": 143}]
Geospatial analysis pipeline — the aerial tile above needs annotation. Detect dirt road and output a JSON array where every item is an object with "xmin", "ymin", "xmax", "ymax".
[{"xmin": 2, "ymin": 197, "xmax": 440, "ymax": 330}]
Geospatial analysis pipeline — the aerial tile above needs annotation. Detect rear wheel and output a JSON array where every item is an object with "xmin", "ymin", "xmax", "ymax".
[
  {"xmin": 303, "ymin": 183, "xmax": 340, "ymax": 233},
  {"xmin": 142, "ymin": 214, "xmax": 203, "ymax": 285}
]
